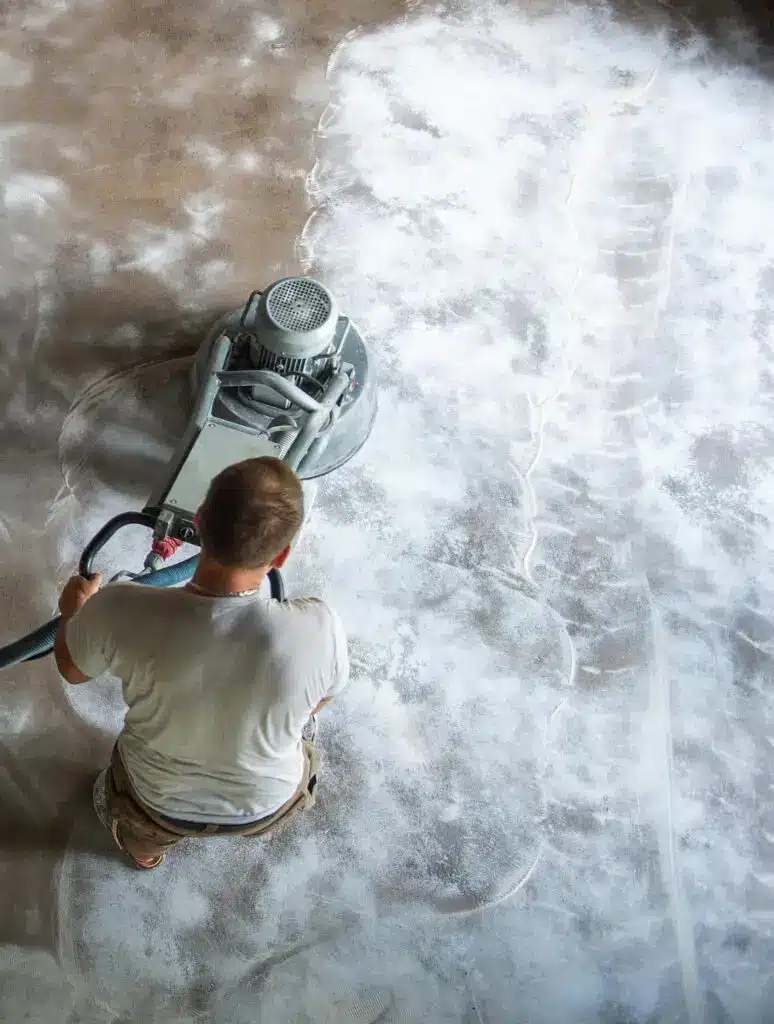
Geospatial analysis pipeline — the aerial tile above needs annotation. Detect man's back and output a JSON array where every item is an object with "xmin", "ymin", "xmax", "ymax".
[{"xmin": 67, "ymin": 584, "xmax": 349, "ymax": 823}]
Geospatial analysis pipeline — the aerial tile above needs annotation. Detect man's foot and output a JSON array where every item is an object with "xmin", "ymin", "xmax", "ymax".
[
  {"xmin": 110, "ymin": 821, "xmax": 166, "ymax": 870},
  {"xmin": 130, "ymin": 853, "xmax": 165, "ymax": 870},
  {"xmin": 94, "ymin": 770, "xmax": 166, "ymax": 869}
]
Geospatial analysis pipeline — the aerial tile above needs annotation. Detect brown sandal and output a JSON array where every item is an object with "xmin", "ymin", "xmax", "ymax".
[
  {"xmin": 130, "ymin": 854, "xmax": 165, "ymax": 870},
  {"xmin": 111, "ymin": 821, "xmax": 166, "ymax": 870}
]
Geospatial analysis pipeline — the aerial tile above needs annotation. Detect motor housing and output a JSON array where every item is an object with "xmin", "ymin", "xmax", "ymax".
[
  {"xmin": 249, "ymin": 276, "xmax": 339, "ymax": 368},
  {"xmin": 190, "ymin": 275, "xmax": 377, "ymax": 480}
]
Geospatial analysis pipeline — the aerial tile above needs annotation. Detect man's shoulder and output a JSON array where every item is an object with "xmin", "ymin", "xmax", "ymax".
[
  {"xmin": 80, "ymin": 581, "xmax": 134, "ymax": 614},
  {"xmin": 280, "ymin": 596, "xmax": 346, "ymax": 638},
  {"xmin": 279, "ymin": 596, "xmax": 349, "ymax": 689},
  {"xmin": 84, "ymin": 582, "xmax": 171, "ymax": 621}
]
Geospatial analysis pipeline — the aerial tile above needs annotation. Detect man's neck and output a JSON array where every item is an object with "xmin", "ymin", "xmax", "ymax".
[{"xmin": 189, "ymin": 555, "xmax": 269, "ymax": 596}]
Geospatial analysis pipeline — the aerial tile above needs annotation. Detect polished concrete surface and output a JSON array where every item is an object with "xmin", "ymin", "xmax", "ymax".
[{"xmin": 1, "ymin": 0, "xmax": 773, "ymax": 1021}]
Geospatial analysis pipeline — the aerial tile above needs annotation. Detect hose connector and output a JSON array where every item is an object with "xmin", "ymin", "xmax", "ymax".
[{"xmin": 152, "ymin": 537, "xmax": 184, "ymax": 561}]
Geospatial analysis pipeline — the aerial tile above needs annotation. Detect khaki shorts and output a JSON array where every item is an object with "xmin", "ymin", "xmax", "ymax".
[{"xmin": 97, "ymin": 742, "xmax": 320, "ymax": 866}]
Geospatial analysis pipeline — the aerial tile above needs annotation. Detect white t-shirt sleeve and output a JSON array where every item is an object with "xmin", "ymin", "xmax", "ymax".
[
  {"xmin": 65, "ymin": 587, "xmax": 119, "ymax": 679},
  {"xmin": 325, "ymin": 603, "xmax": 350, "ymax": 699}
]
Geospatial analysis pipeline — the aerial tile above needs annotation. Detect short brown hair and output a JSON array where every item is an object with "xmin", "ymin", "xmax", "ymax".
[{"xmin": 197, "ymin": 457, "xmax": 303, "ymax": 568}]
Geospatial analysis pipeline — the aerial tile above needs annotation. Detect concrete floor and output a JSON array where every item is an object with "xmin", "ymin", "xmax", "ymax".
[{"xmin": 1, "ymin": 0, "xmax": 773, "ymax": 1021}]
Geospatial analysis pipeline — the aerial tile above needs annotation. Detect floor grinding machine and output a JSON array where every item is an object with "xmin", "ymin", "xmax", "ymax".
[{"xmin": 0, "ymin": 276, "xmax": 377, "ymax": 669}]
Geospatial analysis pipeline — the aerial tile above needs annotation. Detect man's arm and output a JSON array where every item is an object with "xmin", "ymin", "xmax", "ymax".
[{"xmin": 53, "ymin": 573, "xmax": 103, "ymax": 685}]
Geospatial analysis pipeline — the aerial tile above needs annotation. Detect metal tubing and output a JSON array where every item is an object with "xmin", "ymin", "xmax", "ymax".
[
  {"xmin": 284, "ymin": 371, "xmax": 351, "ymax": 472},
  {"xmin": 216, "ymin": 370, "xmax": 320, "ymax": 413},
  {"xmin": 147, "ymin": 334, "xmax": 232, "ymax": 508},
  {"xmin": 194, "ymin": 335, "xmax": 232, "ymax": 428}
]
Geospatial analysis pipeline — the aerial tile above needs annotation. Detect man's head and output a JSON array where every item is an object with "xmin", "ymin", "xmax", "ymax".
[{"xmin": 196, "ymin": 457, "xmax": 303, "ymax": 570}]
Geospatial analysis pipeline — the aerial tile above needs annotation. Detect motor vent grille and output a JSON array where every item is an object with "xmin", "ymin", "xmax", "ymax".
[
  {"xmin": 265, "ymin": 278, "xmax": 333, "ymax": 333},
  {"xmin": 253, "ymin": 346, "xmax": 308, "ymax": 376}
]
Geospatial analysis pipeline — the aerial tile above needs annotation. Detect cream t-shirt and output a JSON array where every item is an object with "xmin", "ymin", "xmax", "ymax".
[{"xmin": 66, "ymin": 582, "xmax": 349, "ymax": 823}]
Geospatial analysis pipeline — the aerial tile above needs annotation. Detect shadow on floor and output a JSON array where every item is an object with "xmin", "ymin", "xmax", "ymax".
[
  {"xmin": 0, "ymin": 745, "xmax": 128, "ymax": 951},
  {"xmin": 684, "ymin": 0, "xmax": 774, "ymax": 50},
  {"xmin": 565, "ymin": 0, "xmax": 774, "ymax": 75}
]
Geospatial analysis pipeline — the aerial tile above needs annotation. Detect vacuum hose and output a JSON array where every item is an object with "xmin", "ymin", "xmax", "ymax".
[{"xmin": 0, "ymin": 511, "xmax": 285, "ymax": 671}]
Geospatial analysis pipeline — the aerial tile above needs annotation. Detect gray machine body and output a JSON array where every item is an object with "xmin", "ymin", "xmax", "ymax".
[{"xmin": 145, "ymin": 276, "xmax": 377, "ymax": 548}]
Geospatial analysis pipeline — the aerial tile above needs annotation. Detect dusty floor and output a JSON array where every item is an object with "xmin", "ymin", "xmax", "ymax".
[{"xmin": 0, "ymin": 0, "xmax": 773, "ymax": 1021}]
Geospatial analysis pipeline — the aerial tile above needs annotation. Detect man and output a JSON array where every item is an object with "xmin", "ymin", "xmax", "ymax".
[{"xmin": 54, "ymin": 456, "xmax": 349, "ymax": 869}]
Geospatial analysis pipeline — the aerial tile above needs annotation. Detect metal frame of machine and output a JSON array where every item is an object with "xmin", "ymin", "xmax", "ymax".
[{"xmin": 144, "ymin": 275, "xmax": 377, "ymax": 555}]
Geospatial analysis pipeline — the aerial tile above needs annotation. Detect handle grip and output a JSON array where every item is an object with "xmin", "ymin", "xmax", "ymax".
[
  {"xmin": 267, "ymin": 568, "xmax": 285, "ymax": 602},
  {"xmin": 79, "ymin": 512, "xmax": 157, "ymax": 580}
]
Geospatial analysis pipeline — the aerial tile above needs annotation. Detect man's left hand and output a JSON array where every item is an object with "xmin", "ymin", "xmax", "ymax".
[{"xmin": 58, "ymin": 574, "xmax": 103, "ymax": 618}]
